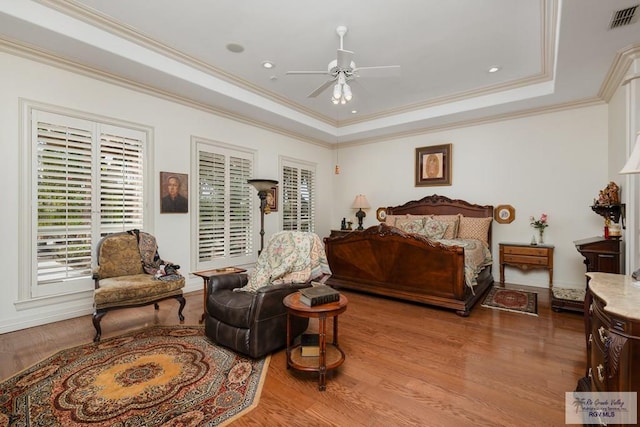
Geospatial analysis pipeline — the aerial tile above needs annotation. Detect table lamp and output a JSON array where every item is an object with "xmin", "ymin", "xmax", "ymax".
[
  {"xmin": 619, "ymin": 133, "xmax": 640, "ymax": 280},
  {"xmin": 351, "ymin": 194, "xmax": 370, "ymax": 230},
  {"xmin": 247, "ymin": 179, "xmax": 278, "ymax": 254}
]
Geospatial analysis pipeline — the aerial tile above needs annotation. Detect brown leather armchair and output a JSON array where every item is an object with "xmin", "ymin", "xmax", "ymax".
[
  {"xmin": 205, "ymin": 274, "xmax": 311, "ymax": 358},
  {"xmin": 204, "ymin": 231, "xmax": 331, "ymax": 358}
]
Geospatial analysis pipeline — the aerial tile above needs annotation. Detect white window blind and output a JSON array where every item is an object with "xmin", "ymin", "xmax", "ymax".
[
  {"xmin": 99, "ymin": 131, "xmax": 145, "ymax": 235},
  {"xmin": 282, "ymin": 160, "xmax": 315, "ymax": 232},
  {"xmin": 36, "ymin": 120, "xmax": 94, "ymax": 286},
  {"xmin": 196, "ymin": 142, "xmax": 254, "ymax": 269},
  {"xmin": 31, "ymin": 110, "xmax": 146, "ymax": 297}
]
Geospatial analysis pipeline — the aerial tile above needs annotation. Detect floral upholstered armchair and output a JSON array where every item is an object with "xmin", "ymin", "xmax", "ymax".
[
  {"xmin": 204, "ymin": 231, "xmax": 331, "ymax": 358},
  {"xmin": 92, "ymin": 230, "xmax": 185, "ymax": 342}
]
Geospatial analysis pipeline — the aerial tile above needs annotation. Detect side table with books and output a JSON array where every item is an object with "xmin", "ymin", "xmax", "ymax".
[{"xmin": 282, "ymin": 289, "xmax": 348, "ymax": 391}]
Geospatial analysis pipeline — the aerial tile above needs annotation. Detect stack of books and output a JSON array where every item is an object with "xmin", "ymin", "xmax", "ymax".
[
  {"xmin": 300, "ymin": 333, "xmax": 320, "ymax": 357},
  {"xmin": 299, "ymin": 283, "xmax": 340, "ymax": 306}
]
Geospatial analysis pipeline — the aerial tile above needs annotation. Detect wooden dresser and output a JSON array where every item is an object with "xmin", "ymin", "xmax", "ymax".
[{"xmin": 576, "ymin": 273, "xmax": 640, "ymax": 405}]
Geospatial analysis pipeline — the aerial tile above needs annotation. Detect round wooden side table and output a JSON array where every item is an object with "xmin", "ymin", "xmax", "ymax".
[{"xmin": 283, "ymin": 292, "xmax": 348, "ymax": 391}]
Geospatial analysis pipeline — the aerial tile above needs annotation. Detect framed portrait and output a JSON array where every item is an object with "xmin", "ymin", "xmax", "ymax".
[
  {"xmin": 266, "ymin": 186, "xmax": 278, "ymax": 212},
  {"xmin": 376, "ymin": 207, "xmax": 387, "ymax": 222},
  {"xmin": 415, "ymin": 143, "xmax": 452, "ymax": 186},
  {"xmin": 160, "ymin": 171, "xmax": 189, "ymax": 214}
]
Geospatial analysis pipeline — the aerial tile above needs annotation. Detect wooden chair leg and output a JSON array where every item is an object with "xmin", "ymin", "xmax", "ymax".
[
  {"xmin": 176, "ymin": 295, "xmax": 186, "ymax": 321},
  {"xmin": 93, "ymin": 310, "xmax": 107, "ymax": 342}
]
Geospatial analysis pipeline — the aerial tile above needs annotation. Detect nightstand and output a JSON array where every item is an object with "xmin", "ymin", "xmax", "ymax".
[
  {"xmin": 329, "ymin": 230, "xmax": 354, "ymax": 238},
  {"xmin": 499, "ymin": 242, "xmax": 554, "ymax": 286}
]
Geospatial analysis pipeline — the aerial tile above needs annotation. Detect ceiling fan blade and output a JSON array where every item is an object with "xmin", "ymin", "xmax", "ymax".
[
  {"xmin": 337, "ymin": 49, "xmax": 354, "ymax": 69},
  {"xmin": 308, "ymin": 79, "xmax": 337, "ymax": 98},
  {"xmin": 353, "ymin": 65, "xmax": 401, "ymax": 78},
  {"xmin": 286, "ymin": 70, "xmax": 330, "ymax": 75}
]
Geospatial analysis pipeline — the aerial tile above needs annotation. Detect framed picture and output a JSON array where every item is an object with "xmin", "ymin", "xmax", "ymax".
[
  {"xmin": 376, "ymin": 207, "xmax": 387, "ymax": 222},
  {"xmin": 266, "ymin": 186, "xmax": 278, "ymax": 212},
  {"xmin": 415, "ymin": 143, "xmax": 452, "ymax": 186},
  {"xmin": 160, "ymin": 171, "xmax": 189, "ymax": 213},
  {"xmin": 494, "ymin": 204, "xmax": 515, "ymax": 224}
]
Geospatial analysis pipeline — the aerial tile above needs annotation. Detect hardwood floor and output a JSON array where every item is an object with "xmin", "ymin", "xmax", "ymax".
[{"xmin": 0, "ymin": 284, "xmax": 585, "ymax": 426}]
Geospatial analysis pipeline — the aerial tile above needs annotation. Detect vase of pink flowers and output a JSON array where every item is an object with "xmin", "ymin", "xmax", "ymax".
[{"xmin": 530, "ymin": 213, "xmax": 549, "ymax": 244}]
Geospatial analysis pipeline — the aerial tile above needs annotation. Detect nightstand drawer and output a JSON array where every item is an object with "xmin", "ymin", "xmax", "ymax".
[
  {"xmin": 503, "ymin": 246, "xmax": 549, "ymax": 257},
  {"xmin": 503, "ymin": 254, "xmax": 548, "ymax": 265}
]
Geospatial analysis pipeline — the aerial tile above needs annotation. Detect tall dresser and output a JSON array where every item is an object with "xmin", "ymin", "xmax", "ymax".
[{"xmin": 576, "ymin": 272, "xmax": 640, "ymax": 424}]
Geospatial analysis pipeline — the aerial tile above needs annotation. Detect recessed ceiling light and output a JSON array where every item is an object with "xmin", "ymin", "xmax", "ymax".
[
  {"xmin": 262, "ymin": 61, "xmax": 275, "ymax": 69},
  {"xmin": 226, "ymin": 43, "xmax": 244, "ymax": 53},
  {"xmin": 351, "ymin": 110, "xmax": 358, "ymax": 114},
  {"xmin": 488, "ymin": 66, "xmax": 501, "ymax": 73}
]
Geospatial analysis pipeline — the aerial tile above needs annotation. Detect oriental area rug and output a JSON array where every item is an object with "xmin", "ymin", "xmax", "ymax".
[
  {"xmin": 481, "ymin": 287, "xmax": 538, "ymax": 316},
  {"xmin": 0, "ymin": 325, "xmax": 269, "ymax": 426}
]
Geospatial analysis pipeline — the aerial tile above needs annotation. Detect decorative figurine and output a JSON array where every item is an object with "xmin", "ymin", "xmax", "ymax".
[{"xmin": 341, "ymin": 218, "xmax": 347, "ymax": 230}]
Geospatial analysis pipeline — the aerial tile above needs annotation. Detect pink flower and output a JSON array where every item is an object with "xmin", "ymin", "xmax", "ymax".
[{"xmin": 530, "ymin": 213, "xmax": 549, "ymax": 229}]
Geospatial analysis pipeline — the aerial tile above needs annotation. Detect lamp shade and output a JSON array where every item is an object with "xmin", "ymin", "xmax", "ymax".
[
  {"xmin": 351, "ymin": 194, "xmax": 370, "ymax": 209},
  {"xmin": 620, "ymin": 134, "xmax": 640, "ymax": 174},
  {"xmin": 247, "ymin": 179, "xmax": 278, "ymax": 192}
]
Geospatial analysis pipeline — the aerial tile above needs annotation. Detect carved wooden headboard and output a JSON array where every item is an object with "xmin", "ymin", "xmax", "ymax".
[{"xmin": 377, "ymin": 194, "xmax": 494, "ymax": 245}]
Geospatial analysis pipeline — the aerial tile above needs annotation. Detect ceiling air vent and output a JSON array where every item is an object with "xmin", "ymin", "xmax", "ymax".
[{"xmin": 609, "ymin": 5, "xmax": 638, "ymax": 29}]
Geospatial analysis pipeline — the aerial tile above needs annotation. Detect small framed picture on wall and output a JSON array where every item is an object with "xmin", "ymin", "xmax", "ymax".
[
  {"xmin": 266, "ymin": 186, "xmax": 278, "ymax": 213},
  {"xmin": 160, "ymin": 171, "xmax": 188, "ymax": 213}
]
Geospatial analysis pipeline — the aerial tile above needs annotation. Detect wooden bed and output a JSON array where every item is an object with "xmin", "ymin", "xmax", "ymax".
[{"xmin": 324, "ymin": 195, "xmax": 494, "ymax": 316}]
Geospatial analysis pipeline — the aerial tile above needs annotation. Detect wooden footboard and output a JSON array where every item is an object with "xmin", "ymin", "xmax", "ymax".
[{"xmin": 325, "ymin": 195, "xmax": 494, "ymax": 315}]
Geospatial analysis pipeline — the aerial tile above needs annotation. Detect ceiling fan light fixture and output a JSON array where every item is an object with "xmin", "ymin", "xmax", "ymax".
[
  {"xmin": 332, "ymin": 83, "xmax": 342, "ymax": 100},
  {"xmin": 343, "ymin": 83, "xmax": 352, "ymax": 101}
]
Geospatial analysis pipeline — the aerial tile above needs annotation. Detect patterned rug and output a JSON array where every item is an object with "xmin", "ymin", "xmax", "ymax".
[
  {"xmin": 481, "ymin": 287, "xmax": 538, "ymax": 316},
  {"xmin": 0, "ymin": 325, "xmax": 269, "ymax": 426}
]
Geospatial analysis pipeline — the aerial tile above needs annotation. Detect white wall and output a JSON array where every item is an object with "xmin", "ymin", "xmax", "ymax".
[
  {"xmin": 0, "ymin": 52, "xmax": 333, "ymax": 333},
  {"xmin": 331, "ymin": 106, "xmax": 610, "ymax": 289},
  {"xmin": 0, "ymin": 50, "xmax": 612, "ymax": 333}
]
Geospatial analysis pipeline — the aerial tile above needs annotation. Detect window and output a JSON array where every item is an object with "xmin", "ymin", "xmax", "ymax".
[
  {"xmin": 22, "ymin": 107, "xmax": 148, "ymax": 300},
  {"xmin": 194, "ymin": 139, "xmax": 254, "ymax": 270},
  {"xmin": 281, "ymin": 158, "xmax": 316, "ymax": 231}
]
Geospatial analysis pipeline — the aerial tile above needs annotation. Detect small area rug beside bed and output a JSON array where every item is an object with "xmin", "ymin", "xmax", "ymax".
[
  {"xmin": 481, "ymin": 287, "xmax": 538, "ymax": 316},
  {"xmin": 0, "ymin": 325, "xmax": 268, "ymax": 426}
]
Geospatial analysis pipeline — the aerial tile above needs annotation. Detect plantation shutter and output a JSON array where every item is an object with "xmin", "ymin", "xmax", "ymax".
[
  {"xmin": 32, "ymin": 110, "xmax": 147, "ymax": 298},
  {"xmin": 282, "ymin": 160, "xmax": 315, "ymax": 232},
  {"xmin": 196, "ymin": 142, "xmax": 254, "ymax": 269},
  {"xmin": 36, "ymin": 119, "xmax": 94, "ymax": 286},
  {"xmin": 99, "ymin": 129, "xmax": 145, "ymax": 235},
  {"xmin": 229, "ymin": 156, "xmax": 252, "ymax": 256}
]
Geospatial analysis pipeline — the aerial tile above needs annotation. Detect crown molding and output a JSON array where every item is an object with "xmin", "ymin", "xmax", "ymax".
[
  {"xmin": 0, "ymin": 37, "xmax": 333, "ymax": 149},
  {"xmin": 35, "ymin": 0, "xmax": 334, "ymax": 127},
  {"xmin": 335, "ymin": 97, "xmax": 605, "ymax": 149},
  {"xmin": 599, "ymin": 43, "xmax": 640, "ymax": 101}
]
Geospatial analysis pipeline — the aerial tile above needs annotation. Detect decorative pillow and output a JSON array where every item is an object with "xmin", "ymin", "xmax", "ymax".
[
  {"xmin": 419, "ymin": 218, "xmax": 448, "ymax": 240},
  {"xmin": 384, "ymin": 214, "xmax": 404, "ymax": 226},
  {"xmin": 395, "ymin": 217, "xmax": 425, "ymax": 234},
  {"xmin": 458, "ymin": 216, "xmax": 492, "ymax": 244},
  {"xmin": 430, "ymin": 214, "xmax": 461, "ymax": 239}
]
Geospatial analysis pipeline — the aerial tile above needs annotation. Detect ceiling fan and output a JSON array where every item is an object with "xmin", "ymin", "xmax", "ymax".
[{"xmin": 286, "ymin": 26, "xmax": 401, "ymax": 104}]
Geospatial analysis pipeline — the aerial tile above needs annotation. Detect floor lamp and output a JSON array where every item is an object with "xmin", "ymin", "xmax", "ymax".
[
  {"xmin": 620, "ymin": 133, "xmax": 640, "ymax": 280},
  {"xmin": 248, "ymin": 179, "xmax": 278, "ymax": 255}
]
